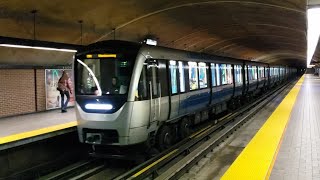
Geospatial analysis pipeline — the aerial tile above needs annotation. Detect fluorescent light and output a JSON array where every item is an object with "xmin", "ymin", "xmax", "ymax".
[
  {"xmin": 146, "ymin": 39, "xmax": 157, "ymax": 46},
  {"xmin": 85, "ymin": 104, "xmax": 113, "ymax": 110},
  {"xmin": 0, "ymin": 44, "xmax": 77, "ymax": 52},
  {"xmin": 307, "ymin": 8, "xmax": 320, "ymax": 66}
]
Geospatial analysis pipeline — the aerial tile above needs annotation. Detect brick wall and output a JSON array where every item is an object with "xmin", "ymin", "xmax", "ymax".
[
  {"xmin": 36, "ymin": 69, "xmax": 46, "ymax": 112},
  {"xmin": 0, "ymin": 69, "xmax": 36, "ymax": 118}
]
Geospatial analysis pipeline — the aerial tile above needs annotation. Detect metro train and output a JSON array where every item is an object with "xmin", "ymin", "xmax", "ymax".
[{"xmin": 74, "ymin": 40, "xmax": 297, "ymax": 151}]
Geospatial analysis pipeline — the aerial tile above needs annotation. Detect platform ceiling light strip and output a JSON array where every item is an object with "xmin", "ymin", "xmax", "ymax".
[
  {"xmin": 0, "ymin": 44, "xmax": 77, "ymax": 52},
  {"xmin": 307, "ymin": 8, "xmax": 320, "ymax": 66}
]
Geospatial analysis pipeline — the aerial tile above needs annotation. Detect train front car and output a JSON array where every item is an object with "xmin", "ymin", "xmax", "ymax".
[{"xmin": 74, "ymin": 41, "xmax": 145, "ymax": 147}]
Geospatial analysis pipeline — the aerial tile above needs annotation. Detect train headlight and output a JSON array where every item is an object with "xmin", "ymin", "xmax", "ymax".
[{"xmin": 85, "ymin": 104, "xmax": 113, "ymax": 110}]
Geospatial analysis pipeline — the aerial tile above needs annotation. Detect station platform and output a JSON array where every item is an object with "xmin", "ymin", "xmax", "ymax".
[
  {"xmin": 0, "ymin": 109, "xmax": 76, "ymax": 150},
  {"xmin": 222, "ymin": 74, "xmax": 320, "ymax": 179}
]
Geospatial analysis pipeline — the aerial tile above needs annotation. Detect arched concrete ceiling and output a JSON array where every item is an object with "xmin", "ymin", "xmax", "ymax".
[{"xmin": 0, "ymin": 0, "xmax": 308, "ymax": 66}]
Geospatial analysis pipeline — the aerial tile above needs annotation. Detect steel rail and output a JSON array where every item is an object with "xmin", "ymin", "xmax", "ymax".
[{"xmin": 39, "ymin": 159, "xmax": 106, "ymax": 180}]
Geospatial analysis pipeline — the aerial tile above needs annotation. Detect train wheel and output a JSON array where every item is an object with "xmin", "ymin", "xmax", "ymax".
[
  {"xmin": 179, "ymin": 117, "xmax": 191, "ymax": 139},
  {"xmin": 157, "ymin": 125, "xmax": 174, "ymax": 151}
]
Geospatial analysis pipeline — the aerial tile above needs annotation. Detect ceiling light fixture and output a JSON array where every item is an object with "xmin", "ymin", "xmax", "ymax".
[
  {"xmin": 307, "ymin": 7, "xmax": 320, "ymax": 66},
  {"xmin": 0, "ymin": 44, "xmax": 77, "ymax": 52},
  {"xmin": 0, "ymin": 36, "xmax": 81, "ymax": 53}
]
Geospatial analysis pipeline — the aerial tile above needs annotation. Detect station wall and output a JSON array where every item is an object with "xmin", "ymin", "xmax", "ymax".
[{"xmin": 0, "ymin": 69, "xmax": 46, "ymax": 118}]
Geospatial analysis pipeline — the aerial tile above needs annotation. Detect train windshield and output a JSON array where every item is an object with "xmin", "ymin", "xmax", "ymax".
[{"xmin": 76, "ymin": 55, "xmax": 135, "ymax": 96}]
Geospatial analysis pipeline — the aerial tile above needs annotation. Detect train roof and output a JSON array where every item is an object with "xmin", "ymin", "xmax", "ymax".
[{"xmin": 77, "ymin": 40, "xmax": 269, "ymax": 66}]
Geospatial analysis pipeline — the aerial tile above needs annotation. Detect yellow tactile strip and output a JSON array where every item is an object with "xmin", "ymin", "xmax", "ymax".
[
  {"xmin": 0, "ymin": 121, "xmax": 77, "ymax": 145},
  {"xmin": 222, "ymin": 75, "xmax": 305, "ymax": 180}
]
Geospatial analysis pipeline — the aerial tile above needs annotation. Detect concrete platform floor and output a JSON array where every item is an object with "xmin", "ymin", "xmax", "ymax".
[{"xmin": 0, "ymin": 108, "xmax": 75, "ymax": 138}]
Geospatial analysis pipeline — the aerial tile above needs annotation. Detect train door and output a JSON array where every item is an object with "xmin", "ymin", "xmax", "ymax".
[
  {"xmin": 147, "ymin": 59, "xmax": 160, "ymax": 124},
  {"xmin": 169, "ymin": 60, "xmax": 179, "ymax": 118},
  {"xmin": 178, "ymin": 61, "xmax": 187, "ymax": 116}
]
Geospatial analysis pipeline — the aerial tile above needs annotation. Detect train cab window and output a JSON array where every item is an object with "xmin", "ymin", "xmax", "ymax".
[
  {"xmin": 178, "ymin": 61, "xmax": 186, "ymax": 93},
  {"xmin": 188, "ymin": 62, "xmax": 199, "ymax": 90},
  {"xmin": 169, "ymin": 60, "xmax": 178, "ymax": 94},
  {"xmin": 211, "ymin": 63, "xmax": 216, "ymax": 86},
  {"xmin": 235, "ymin": 65, "xmax": 242, "ymax": 84},
  {"xmin": 198, "ymin": 62, "xmax": 208, "ymax": 88},
  {"xmin": 216, "ymin": 64, "xmax": 221, "ymax": 86}
]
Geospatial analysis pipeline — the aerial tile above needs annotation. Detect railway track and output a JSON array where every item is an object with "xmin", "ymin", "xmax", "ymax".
[
  {"xmin": 39, "ymin": 159, "xmax": 106, "ymax": 180},
  {"xmin": 39, "ymin": 157, "xmax": 134, "ymax": 180},
  {"xmin": 40, "ymin": 79, "xmax": 296, "ymax": 180},
  {"xmin": 114, "ymin": 79, "xmax": 296, "ymax": 180}
]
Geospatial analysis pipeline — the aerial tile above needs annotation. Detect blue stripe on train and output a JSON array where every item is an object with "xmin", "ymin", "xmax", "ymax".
[{"xmin": 179, "ymin": 87, "xmax": 235, "ymax": 112}]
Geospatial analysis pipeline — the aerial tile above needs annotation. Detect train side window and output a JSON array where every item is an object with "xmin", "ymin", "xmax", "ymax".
[
  {"xmin": 199, "ymin": 62, "xmax": 208, "ymax": 88},
  {"xmin": 227, "ymin": 64, "xmax": 233, "ymax": 84},
  {"xmin": 216, "ymin": 64, "xmax": 221, "ymax": 86},
  {"xmin": 249, "ymin": 65, "xmax": 257, "ymax": 80},
  {"xmin": 178, "ymin": 61, "xmax": 186, "ymax": 93},
  {"xmin": 211, "ymin": 63, "xmax": 216, "ymax": 86},
  {"xmin": 169, "ymin": 60, "xmax": 178, "ymax": 94},
  {"xmin": 220, "ymin": 64, "xmax": 227, "ymax": 85},
  {"xmin": 258, "ymin": 66, "xmax": 264, "ymax": 79},
  {"xmin": 235, "ymin": 65, "xmax": 242, "ymax": 84},
  {"xmin": 253, "ymin": 66, "xmax": 257, "ymax": 80},
  {"xmin": 188, "ymin": 62, "xmax": 199, "ymax": 90}
]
